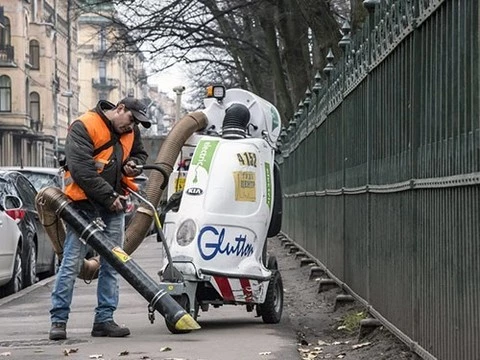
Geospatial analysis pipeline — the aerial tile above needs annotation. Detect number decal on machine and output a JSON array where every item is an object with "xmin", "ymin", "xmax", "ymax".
[
  {"xmin": 233, "ymin": 171, "xmax": 256, "ymax": 202},
  {"xmin": 236, "ymin": 152, "xmax": 257, "ymax": 167}
]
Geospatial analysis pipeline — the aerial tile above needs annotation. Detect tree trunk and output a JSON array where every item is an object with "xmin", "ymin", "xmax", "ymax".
[
  {"xmin": 351, "ymin": 0, "xmax": 368, "ymax": 33},
  {"xmin": 294, "ymin": 0, "xmax": 341, "ymax": 73},
  {"xmin": 258, "ymin": 1, "xmax": 294, "ymax": 123},
  {"xmin": 275, "ymin": 0, "xmax": 312, "ymax": 109}
]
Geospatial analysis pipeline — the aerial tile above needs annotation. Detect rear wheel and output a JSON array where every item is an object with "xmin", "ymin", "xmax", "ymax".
[
  {"xmin": 165, "ymin": 294, "xmax": 198, "ymax": 334},
  {"xmin": 267, "ymin": 255, "xmax": 278, "ymax": 270},
  {"xmin": 23, "ymin": 236, "xmax": 37, "ymax": 287},
  {"xmin": 0, "ymin": 248, "xmax": 23, "ymax": 297},
  {"xmin": 259, "ymin": 270, "xmax": 283, "ymax": 324}
]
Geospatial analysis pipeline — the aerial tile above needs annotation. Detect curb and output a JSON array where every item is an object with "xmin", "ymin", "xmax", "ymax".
[{"xmin": 0, "ymin": 275, "xmax": 55, "ymax": 307}]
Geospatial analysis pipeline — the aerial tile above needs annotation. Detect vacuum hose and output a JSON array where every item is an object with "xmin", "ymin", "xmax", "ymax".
[{"xmin": 36, "ymin": 187, "xmax": 200, "ymax": 332}]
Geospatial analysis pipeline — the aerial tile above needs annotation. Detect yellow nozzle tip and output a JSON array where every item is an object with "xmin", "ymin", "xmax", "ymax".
[{"xmin": 175, "ymin": 314, "xmax": 201, "ymax": 331}]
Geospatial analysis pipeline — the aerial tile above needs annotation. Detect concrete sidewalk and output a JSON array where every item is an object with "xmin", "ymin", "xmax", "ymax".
[{"xmin": 0, "ymin": 235, "xmax": 298, "ymax": 360}]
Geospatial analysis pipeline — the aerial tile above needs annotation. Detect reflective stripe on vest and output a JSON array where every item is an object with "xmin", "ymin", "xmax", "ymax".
[{"xmin": 64, "ymin": 111, "xmax": 135, "ymax": 201}]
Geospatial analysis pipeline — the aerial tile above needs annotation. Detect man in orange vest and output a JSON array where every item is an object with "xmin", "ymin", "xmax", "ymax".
[{"xmin": 49, "ymin": 97, "xmax": 150, "ymax": 340}]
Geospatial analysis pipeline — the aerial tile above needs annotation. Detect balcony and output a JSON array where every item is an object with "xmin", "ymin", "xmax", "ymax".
[
  {"xmin": 92, "ymin": 78, "xmax": 118, "ymax": 90},
  {"xmin": 0, "ymin": 45, "xmax": 15, "ymax": 66},
  {"xmin": 92, "ymin": 46, "xmax": 116, "ymax": 59}
]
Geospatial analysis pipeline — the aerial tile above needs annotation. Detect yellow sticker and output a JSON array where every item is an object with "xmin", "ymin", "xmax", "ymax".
[
  {"xmin": 112, "ymin": 246, "xmax": 131, "ymax": 263},
  {"xmin": 233, "ymin": 171, "xmax": 256, "ymax": 202},
  {"xmin": 175, "ymin": 177, "xmax": 186, "ymax": 192}
]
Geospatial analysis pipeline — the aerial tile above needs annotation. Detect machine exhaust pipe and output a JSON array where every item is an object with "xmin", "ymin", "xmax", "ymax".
[{"xmin": 36, "ymin": 187, "xmax": 200, "ymax": 332}]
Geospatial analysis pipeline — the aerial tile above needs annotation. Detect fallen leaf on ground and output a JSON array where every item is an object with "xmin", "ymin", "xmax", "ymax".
[
  {"xmin": 63, "ymin": 348, "xmax": 78, "ymax": 356},
  {"xmin": 0, "ymin": 352, "xmax": 11, "ymax": 357},
  {"xmin": 259, "ymin": 351, "xmax": 272, "ymax": 355},
  {"xmin": 352, "ymin": 342, "xmax": 372, "ymax": 349},
  {"xmin": 160, "ymin": 346, "xmax": 172, "ymax": 352},
  {"xmin": 89, "ymin": 355, "xmax": 103, "ymax": 359},
  {"xmin": 118, "ymin": 350, "xmax": 129, "ymax": 356}
]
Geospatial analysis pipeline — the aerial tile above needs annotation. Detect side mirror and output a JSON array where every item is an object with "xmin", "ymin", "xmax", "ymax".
[{"xmin": 3, "ymin": 195, "xmax": 23, "ymax": 210}]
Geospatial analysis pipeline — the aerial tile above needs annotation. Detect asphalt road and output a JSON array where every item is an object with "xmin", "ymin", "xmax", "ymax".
[{"xmin": 0, "ymin": 235, "xmax": 299, "ymax": 360}]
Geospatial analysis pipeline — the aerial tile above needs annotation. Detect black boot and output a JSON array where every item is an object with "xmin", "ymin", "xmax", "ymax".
[
  {"xmin": 49, "ymin": 322, "xmax": 67, "ymax": 340},
  {"xmin": 91, "ymin": 320, "xmax": 130, "ymax": 337}
]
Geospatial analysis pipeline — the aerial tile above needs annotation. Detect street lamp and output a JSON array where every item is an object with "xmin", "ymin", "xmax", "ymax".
[{"xmin": 173, "ymin": 85, "xmax": 185, "ymax": 123}]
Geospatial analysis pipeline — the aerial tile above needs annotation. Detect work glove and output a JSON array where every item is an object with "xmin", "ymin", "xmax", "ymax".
[
  {"xmin": 109, "ymin": 192, "xmax": 128, "ymax": 212},
  {"xmin": 122, "ymin": 160, "xmax": 142, "ymax": 177}
]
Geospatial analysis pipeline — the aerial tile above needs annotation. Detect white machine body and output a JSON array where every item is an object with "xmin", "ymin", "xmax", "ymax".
[{"xmin": 162, "ymin": 89, "xmax": 280, "ymax": 304}]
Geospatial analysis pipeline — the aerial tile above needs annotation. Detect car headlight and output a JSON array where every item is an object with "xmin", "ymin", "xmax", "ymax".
[{"xmin": 176, "ymin": 219, "xmax": 196, "ymax": 246}]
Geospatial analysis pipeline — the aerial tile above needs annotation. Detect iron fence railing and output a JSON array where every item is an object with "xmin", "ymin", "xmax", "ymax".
[{"xmin": 277, "ymin": 1, "xmax": 479, "ymax": 359}]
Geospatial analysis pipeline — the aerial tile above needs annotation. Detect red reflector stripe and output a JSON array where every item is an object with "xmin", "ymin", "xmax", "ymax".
[
  {"xmin": 240, "ymin": 278, "xmax": 253, "ymax": 302},
  {"xmin": 214, "ymin": 276, "xmax": 235, "ymax": 301}
]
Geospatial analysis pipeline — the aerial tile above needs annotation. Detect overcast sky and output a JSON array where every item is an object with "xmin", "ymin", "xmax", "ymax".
[{"xmin": 148, "ymin": 63, "xmax": 191, "ymax": 99}]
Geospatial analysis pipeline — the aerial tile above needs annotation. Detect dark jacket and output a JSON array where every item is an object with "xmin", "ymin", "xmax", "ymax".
[{"xmin": 65, "ymin": 100, "xmax": 148, "ymax": 211}]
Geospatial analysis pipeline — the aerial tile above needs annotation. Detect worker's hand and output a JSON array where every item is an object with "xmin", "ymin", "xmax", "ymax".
[
  {"xmin": 123, "ymin": 160, "xmax": 142, "ymax": 177},
  {"xmin": 109, "ymin": 193, "xmax": 128, "ymax": 212}
]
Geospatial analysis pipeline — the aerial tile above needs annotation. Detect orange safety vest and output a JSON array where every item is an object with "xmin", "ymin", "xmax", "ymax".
[{"xmin": 64, "ymin": 111, "xmax": 137, "ymax": 201}]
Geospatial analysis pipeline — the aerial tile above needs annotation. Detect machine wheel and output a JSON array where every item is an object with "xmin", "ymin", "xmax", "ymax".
[
  {"xmin": 266, "ymin": 255, "xmax": 278, "ymax": 270},
  {"xmin": 259, "ymin": 270, "xmax": 283, "ymax": 324},
  {"xmin": 23, "ymin": 236, "xmax": 37, "ymax": 287},
  {"xmin": 165, "ymin": 294, "xmax": 198, "ymax": 334}
]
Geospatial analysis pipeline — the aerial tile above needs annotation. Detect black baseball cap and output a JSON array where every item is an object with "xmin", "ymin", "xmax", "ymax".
[{"xmin": 118, "ymin": 97, "xmax": 152, "ymax": 128}]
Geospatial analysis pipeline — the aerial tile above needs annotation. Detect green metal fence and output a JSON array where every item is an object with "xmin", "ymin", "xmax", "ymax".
[{"xmin": 277, "ymin": 1, "xmax": 479, "ymax": 359}]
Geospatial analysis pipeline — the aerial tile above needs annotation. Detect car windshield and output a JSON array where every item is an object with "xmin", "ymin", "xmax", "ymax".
[
  {"xmin": 18, "ymin": 172, "xmax": 60, "ymax": 191},
  {"xmin": 0, "ymin": 178, "xmax": 11, "ymax": 204}
]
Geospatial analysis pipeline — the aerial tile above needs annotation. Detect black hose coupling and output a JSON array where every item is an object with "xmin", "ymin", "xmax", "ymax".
[{"xmin": 222, "ymin": 103, "xmax": 251, "ymax": 139}]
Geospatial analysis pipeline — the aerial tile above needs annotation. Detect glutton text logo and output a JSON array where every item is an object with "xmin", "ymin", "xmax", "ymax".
[{"xmin": 192, "ymin": 140, "xmax": 219, "ymax": 173}]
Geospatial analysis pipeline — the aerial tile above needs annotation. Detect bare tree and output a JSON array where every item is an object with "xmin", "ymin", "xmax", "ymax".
[{"xmin": 75, "ymin": 0, "xmax": 369, "ymax": 123}]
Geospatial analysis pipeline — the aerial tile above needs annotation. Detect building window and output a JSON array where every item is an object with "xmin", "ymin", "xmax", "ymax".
[
  {"xmin": 31, "ymin": 0, "xmax": 37, "ymax": 22},
  {"xmin": 99, "ymin": 60, "xmax": 106, "ymax": 82},
  {"xmin": 29, "ymin": 92, "xmax": 40, "ymax": 123},
  {"xmin": 29, "ymin": 40, "xmax": 40, "ymax": 69},
  {"xmin": 0, "ymin": 17, "xmax": 10, "ymax": 46},
  {"xmin": 0, "ymin": 75, "xmax": 11, "ymax": 112},
  {"xmin": 99, "ymin": 27, "xmax": 106, "ymax": 50}
]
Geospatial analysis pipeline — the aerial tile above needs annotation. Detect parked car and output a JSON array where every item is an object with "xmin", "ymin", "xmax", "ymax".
[
  {"xmin": 0, "ymin": 170, "xmax": 56, "ymax": 286},
  {"xmin": 0, "ymin": 198, "xmax": 23, "ymax": 297},
  {"xmin": 0, "ymin": 166, "xmax": 64, "ymax": 191}
]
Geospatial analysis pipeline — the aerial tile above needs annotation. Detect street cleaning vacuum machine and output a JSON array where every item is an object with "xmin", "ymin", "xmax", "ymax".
[
  {"xmin": 36, "ymin": 86, "xmax": 283, "ymax": 334},
  {"xmin": 154, "ymin": 86, "xmax": 284, "ymax": 333}
]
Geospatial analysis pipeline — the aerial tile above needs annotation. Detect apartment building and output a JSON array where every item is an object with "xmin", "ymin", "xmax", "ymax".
[
  {"xmin": 76, "ymin": 0, "xmax": 147, "ymax": 112},
  {"xmin": 0, "ymin": 0, "xmax": 78, "ymax": 166},
  {"xmin": 0, "ymin": 0, "xmax": 163, "ymax": 167}
]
